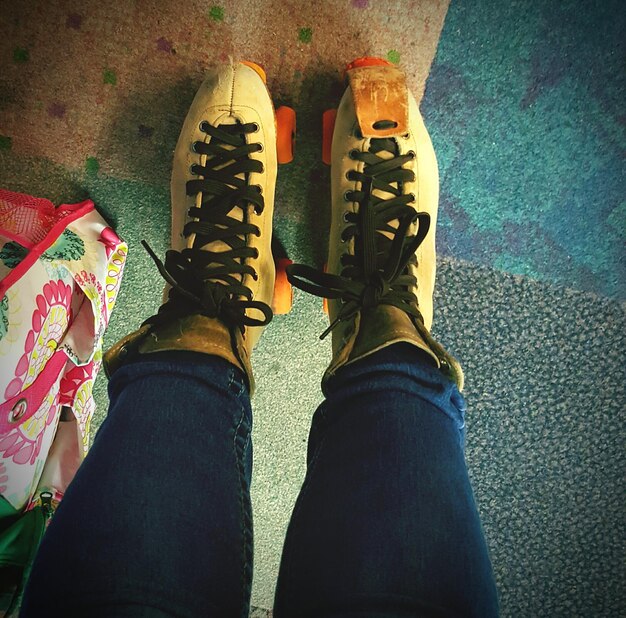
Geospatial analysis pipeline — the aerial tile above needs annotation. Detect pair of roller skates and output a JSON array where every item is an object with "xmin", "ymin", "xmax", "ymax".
[{"xmin": 104, "ymin": 57, "xmax": 463, "ymax": 391}]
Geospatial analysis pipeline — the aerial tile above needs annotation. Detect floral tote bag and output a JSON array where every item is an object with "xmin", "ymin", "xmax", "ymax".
[{"xmin": 0, "ymin": 189, "xmax": 127, "ymax": 615}]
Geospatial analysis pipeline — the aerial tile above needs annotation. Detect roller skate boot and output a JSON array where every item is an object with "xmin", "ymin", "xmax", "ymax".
[
  {"xmin": 104, "ymin": 60, "xmax": 296, "ymax": 391},
  {"xmin": 288, "ymin": 57, "xmax": 463, "ymax": 389}
]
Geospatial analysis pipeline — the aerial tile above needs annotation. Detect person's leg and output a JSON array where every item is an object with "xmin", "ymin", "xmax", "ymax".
[
  {"xmin": 21, "ymin": 351, "xmax": 253, "ymax": 618},
  {"xmin": 274, "ymin": 343, "xmax": 498, "ymax": 617},
  {"xmin": 281, "ymin": 57, "xmax": 498, "ymax": 616},
  {"xmin": 22, "ymin": 60, "xmax": 284, "ymax": 617}
]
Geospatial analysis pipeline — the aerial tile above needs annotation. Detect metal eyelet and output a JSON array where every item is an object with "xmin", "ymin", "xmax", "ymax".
[
  {"xmin": 408, "ymin": 192, "xmax": 416, "ymax": 202},
  {"xmin": 345, "ymin": 171, "xmax": 353, "ymax": 181},
  {"xmin": 407, "ymin": 150, "xmax": 416, "ymax": 159},
  {"xmin": 254, "ymin": 184, "xmax": 263, "ymax": 194},
  {"xmin": 191, "ymin": 141, "xmax": 200, "ymax": 153},
  {"xmin": 9, "ymin": 399, "xmax": 27, "ymax": 424},
  {"xmin": 402, "ymin": 133, "xmax": 410, "ymax": 139},
  {"xmin": 251, "ymin": 122, "xmax": 260, "ymax": 133},
  {"xmin": 343, "ymin": 190, "xmax": 353, "ymax": 202},
  {"xmin": 257, "ymin": 143, "xmax": 264, "ymax": 153},
  {"xmin": 199, "ymin": 120, "xmax": 210, "ymax": 132},
  {"xmin": 342, "ymin": 211, "xmax": 351, "ymax": 223},
  {"xmin": 348, "ymin": 149, "xmax": 360, "ymax": 159}
]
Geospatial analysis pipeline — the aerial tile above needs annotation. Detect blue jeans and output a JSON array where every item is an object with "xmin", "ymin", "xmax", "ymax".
[{"xmin": 21, "ymin": 344, "xmax": 498, "ymax": 617}]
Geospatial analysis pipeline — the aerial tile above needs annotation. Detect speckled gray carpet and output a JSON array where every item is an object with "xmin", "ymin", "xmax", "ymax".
[{"xmin": 435, "ymin": 261, "xmax": 625, "ymax": 617}]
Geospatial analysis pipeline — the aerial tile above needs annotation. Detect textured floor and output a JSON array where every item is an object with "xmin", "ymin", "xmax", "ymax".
[
  {"xmin": 1, "ymin": 0, "xmax": 625, "ymax": 616},
  {"xmin": 425, "ymin": 0, "xmax": 625, "ymax": 299}
]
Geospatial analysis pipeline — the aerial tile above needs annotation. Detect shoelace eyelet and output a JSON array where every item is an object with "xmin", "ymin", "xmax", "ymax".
[
  {"xmin": 342, "ymin": 211, "xmax": 351, "ymax": 223},
  {"xmin": 343, "ymin": 190, "xmax": 353, "ymax": 202},
  {"xmin": 348, "ymin": 149, "xmax": 360, "ymax": 159},
  {"xmin": 250, "ymin": 122, "xmax": 260, "ymax": 133},
  {"xmin": 199, "ymin": 120, "xmax": 211, "ymax": 132}
]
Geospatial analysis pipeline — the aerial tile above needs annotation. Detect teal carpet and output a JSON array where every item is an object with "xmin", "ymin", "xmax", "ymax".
[{"xmin": 424, "ymin": 0, "xmax": 625, "ymax": 299}]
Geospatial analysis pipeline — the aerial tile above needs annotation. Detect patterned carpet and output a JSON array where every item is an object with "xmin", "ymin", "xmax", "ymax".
[{"xmin": 1, "ymin": 0, "xmax": 624, "ymax": 615}]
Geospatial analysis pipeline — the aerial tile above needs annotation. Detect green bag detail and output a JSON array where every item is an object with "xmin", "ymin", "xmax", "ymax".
[{"xmin": 0, "ymin": 493, "xmax": 53, "ymax": 617}]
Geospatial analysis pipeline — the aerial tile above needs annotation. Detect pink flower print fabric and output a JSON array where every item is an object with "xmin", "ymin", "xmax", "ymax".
[
  {"xmin": 4, "ymin": 280, "xmax": 73, "ymax": 401},
  {"xmin": 0, "ymin": 189, "xmax": 127, "ymax": 510}
]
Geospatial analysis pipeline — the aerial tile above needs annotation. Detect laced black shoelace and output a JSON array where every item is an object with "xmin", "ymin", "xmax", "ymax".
[
  {"xmin": 286, "ymin": 135, "xmax": 430, "ymax": 339},
  {"xmin": 143, "ymin": 121, "xmax": 273, "ymax": 332}
]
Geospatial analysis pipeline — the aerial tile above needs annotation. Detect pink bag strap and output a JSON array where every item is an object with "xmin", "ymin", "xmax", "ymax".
[{"xmin": 0, "ymin": 192, "xmax": 95, "ymax": 299}]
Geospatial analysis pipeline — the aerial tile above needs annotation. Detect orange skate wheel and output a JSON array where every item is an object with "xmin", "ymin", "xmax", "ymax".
[
  {"xmin": 241, "ymin": 61, "xmax": 267, "ymax": 84},
  {"xmin": 276, "ymin": 106, "xmax": 296, "ymax": 164},
  {"xmin": 345, "ymin": 56, "xmax": 393, "ymax": 73},
  {"xmin": 322, "ymin": 262, "xmax": 329, "ymax": 314},
  {"xmin": 273, "ymin": 257, "xmax": 293, "ymax": 314},
  {"xmin": 322, "ymin": 109, "xmax": 337, "ymax": 165}
]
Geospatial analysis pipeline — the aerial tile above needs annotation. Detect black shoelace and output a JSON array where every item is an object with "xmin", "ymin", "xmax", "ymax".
[
  {"xmin": 143, "ymin": 121, "xmax": 273, "ymax": 332},
  {"xmin": 286, "ymin": 135, "xmax": 430, "ymax": 339}
]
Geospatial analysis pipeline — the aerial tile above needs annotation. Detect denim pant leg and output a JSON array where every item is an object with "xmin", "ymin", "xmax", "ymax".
[
  {"xmin": 274, "ymin": 343, "xmax": 499, "ymax": 618},
  {"xmin": 21, "ymin": 351, "xmax": 254, "ymax": 618}
]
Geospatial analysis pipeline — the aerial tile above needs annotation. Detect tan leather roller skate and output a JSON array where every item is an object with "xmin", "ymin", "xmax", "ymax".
[
  {"xmin": 288, "ymin": 56, "xmax": 464, "ymax": 390},
  {"xmin": 104, "ymin": 60, "xmax": 295, "ymax": 391}
]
